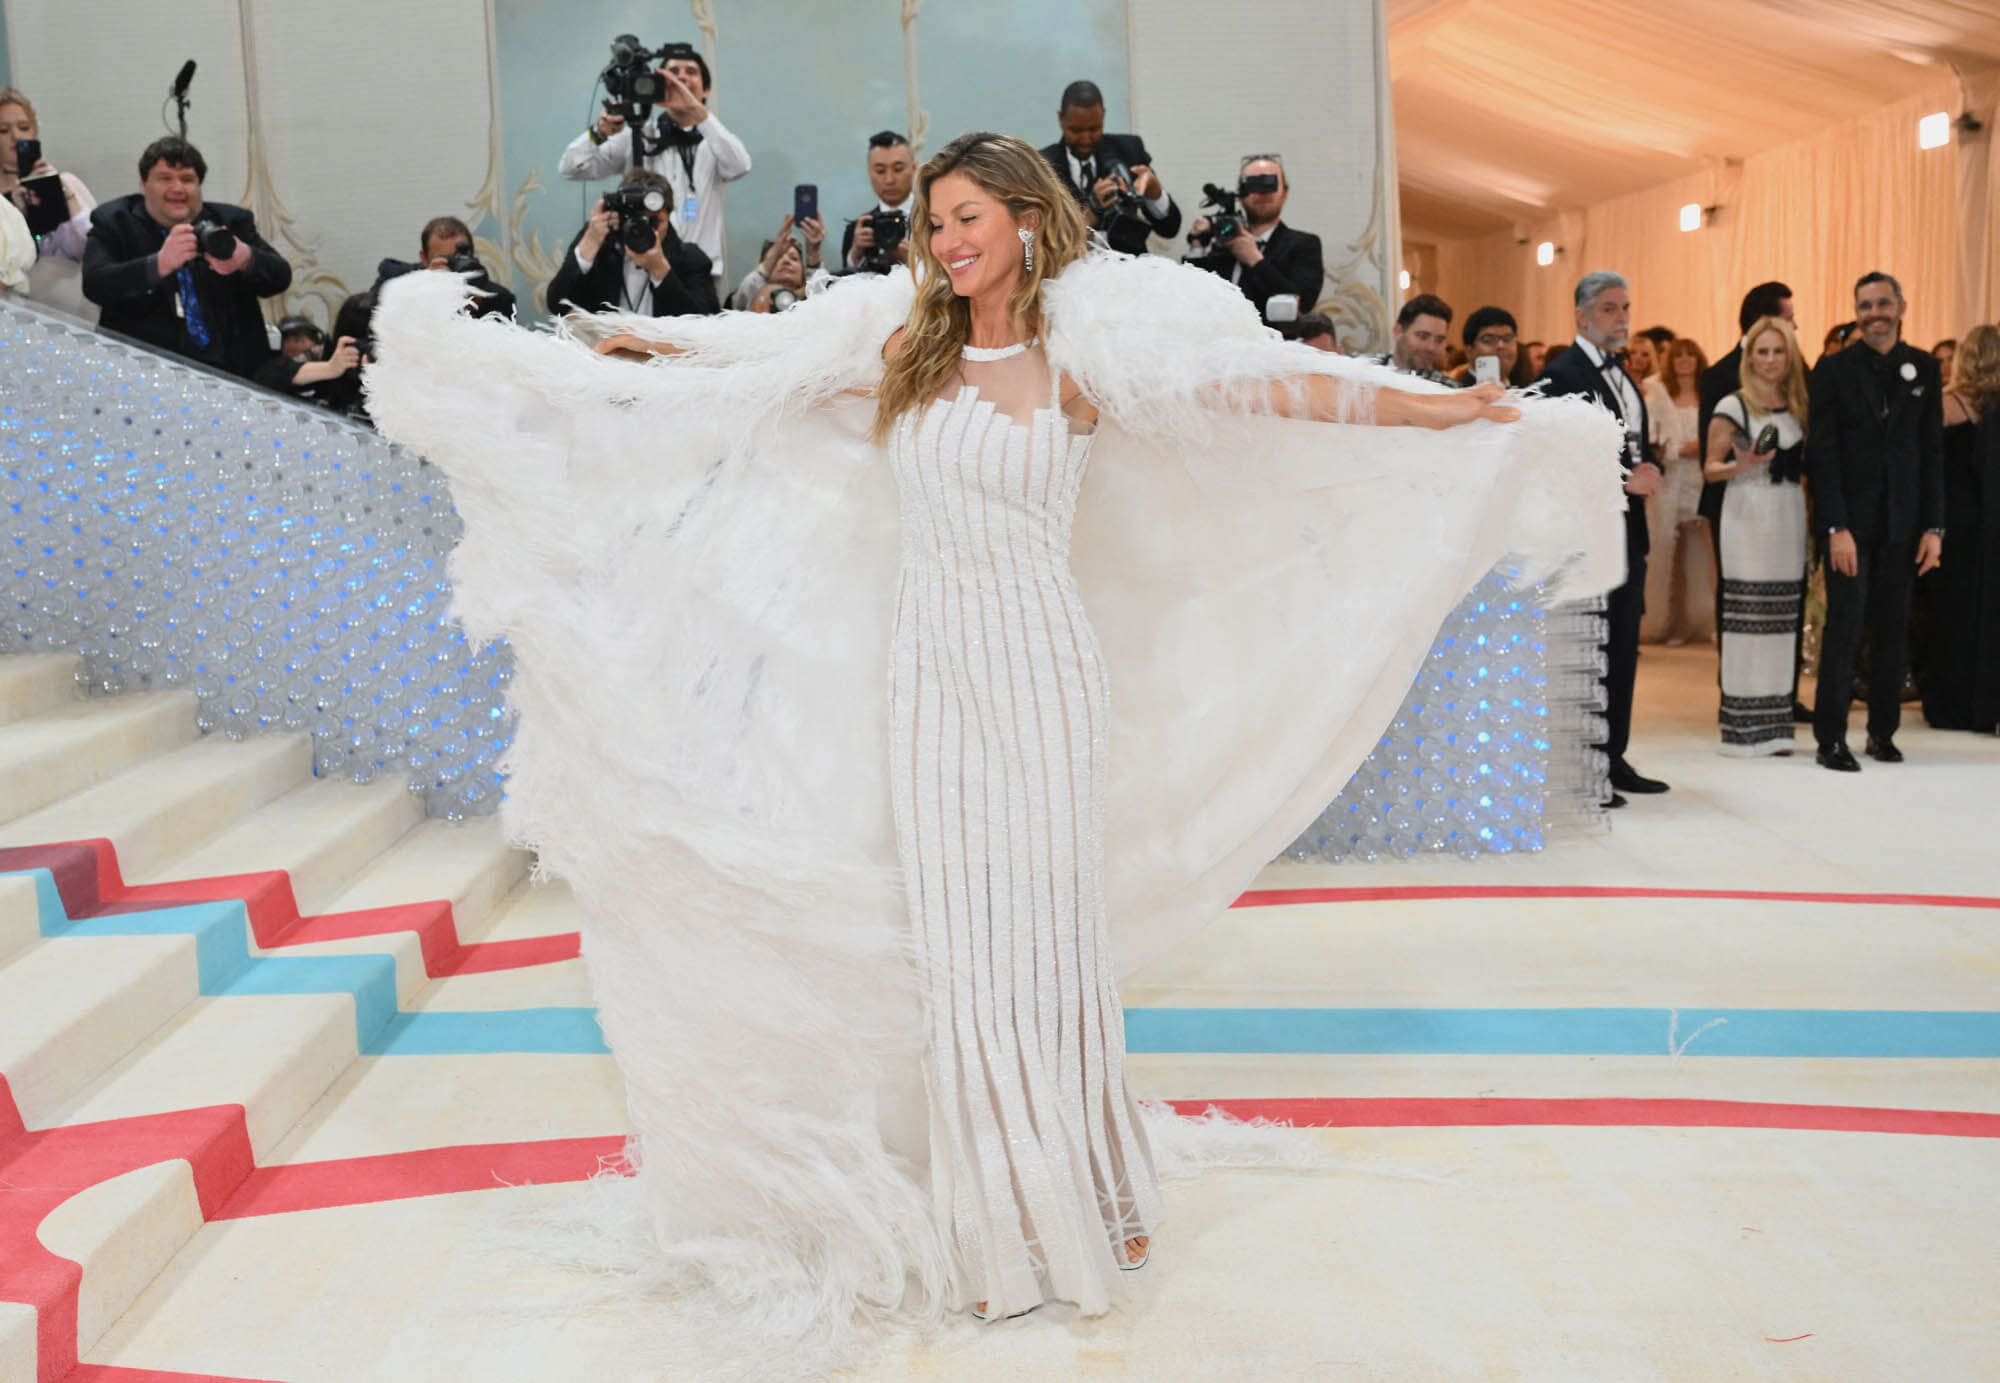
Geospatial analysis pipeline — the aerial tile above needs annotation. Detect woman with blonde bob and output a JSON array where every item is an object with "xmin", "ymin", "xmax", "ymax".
[
  {"xmin": 368, "ymin": 130, "xmax": 1625, "ymax": 1366},
  {"xmin": 1704, "ymin": 314, "xmax": 1810, "ymax": 755}
]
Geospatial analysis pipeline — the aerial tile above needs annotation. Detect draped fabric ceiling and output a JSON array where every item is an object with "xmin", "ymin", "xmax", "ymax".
[{"xmin": 1392, "ymin": 0, "xmax": 2000, "ymax": 354}]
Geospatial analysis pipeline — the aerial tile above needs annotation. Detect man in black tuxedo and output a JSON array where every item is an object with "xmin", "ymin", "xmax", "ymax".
[
  {"xmin": 1185, "ymin": 156, "xmax": 1324, "ymax": 322},
  {"xmin": 546, "ymin": 170, "xmax": 718, "ymax": 318},
  {"xmin": 840, "ymin": 131, "xmax": 915, "ymax": 272},
  {"xmin": 81, "ymin": 136, "xmax": 291, "ymax": 379},
  {"xmin": 1039, "ymin": 80, "xmax": 1180, "ymax": 256},
  {"xmin": 1539, "ymin": 269, "xmax": 1668, "ymax": 806},
  {"xmin": 1806, "ymin": 271, "xmax": 1944, "ymax": 770}
]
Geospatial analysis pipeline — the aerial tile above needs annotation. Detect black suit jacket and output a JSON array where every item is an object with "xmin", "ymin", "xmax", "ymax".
[
  {"xmin": 1539, "ymin": 343, "xmax": 1653, "ymax": 562},
  {"xmin": 1807, "ymin": 340, "xmax": 1945, "ymax": 543},
  {"xmin": 1188, "ymin": 222, "xmax": 1324, "ymax": 321},
  {"xmin": 1694, "ymin": 343, "xmax": 1743, "ymax": 525},
  {"xmin": 1039, "ymin": 134, "xmax": 1181, "ymax": 256},
  {"xmin": 82, "ymin": 194, "xmax": 292, "ymax": 379},
  {"xmin": 545, "ymin": 226, "xmax": 718, "ymax": 317}
]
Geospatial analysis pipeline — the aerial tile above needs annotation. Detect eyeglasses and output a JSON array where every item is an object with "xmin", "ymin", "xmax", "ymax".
[{"xmin": 1475, "ymin": 331, "xmax": 1517, "ymax": 347}]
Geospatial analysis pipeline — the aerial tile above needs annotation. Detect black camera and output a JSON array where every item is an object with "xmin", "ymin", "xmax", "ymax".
[
  {"xmin": 851, "ymin": 207, "xmax": 907, "ymax": 274},
  {"xmin": 1190, "ymin": 173, "xmax": 1279, "ymax": 252},
  {"xmin": 443, "ymin": 241, "xmax": 487, "ymax": 276},
  {"xmin": 604, "ymin": 185, "xmax": 669, "ymax": 254},
  {"xmin": 191, "ymin": 217, "xmax": 237, "ymax": 260},
  {"xmin": 602, "ymin": 34, "xmax": 668, "ymax": 122}
]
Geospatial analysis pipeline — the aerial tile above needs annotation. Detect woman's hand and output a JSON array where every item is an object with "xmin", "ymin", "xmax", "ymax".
[
  {"xmin": 760, "ymin": 215, "xmax": 795, "ymax": 275},
  {"xmin": 1410, "ymin": 380, "xmax": 1521, "ymax": 428},
  {"xmin": 1734, "ymin": 441, "xmax": 1776, "ymax": 470},
  {"xmin": 594, "ymin": 332, "xmax": 681, "ymax": 362},
  {"xmin": 1678, "ymin": 439, "xmax": 1700, "ymax": 459}
]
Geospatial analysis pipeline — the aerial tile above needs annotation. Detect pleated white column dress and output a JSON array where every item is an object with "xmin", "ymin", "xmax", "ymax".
[{"xmin": 886, "ymin": 343, "xmax": 1161, "ymax": 1319}]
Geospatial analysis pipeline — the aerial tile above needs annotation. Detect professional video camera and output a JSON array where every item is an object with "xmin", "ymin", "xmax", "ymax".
[
  {"xmin": 1187, "ymin": 172, "xmax": 1279, "ymax": 252},
  {"xmin": 850, "ymin": 207, "xmax": 907, "ymax": 274},
  {"xmin": 190, "ymin": 216, "xmax": 237, "ymax": 260},
  {"xmin": 1094, "ymin": 160, "xmax": 1148, "ymax": 224},
  {"xmin": 601, "ymin": 34, "xmax": 669, "ymax": 123},
  {"xmin": 603, "ymin": 184, "xmax": 670, "ymax": 254}
]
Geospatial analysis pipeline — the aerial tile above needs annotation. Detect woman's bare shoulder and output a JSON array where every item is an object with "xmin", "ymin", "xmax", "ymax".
[{"xmin": 1943, "ymin": 389, "xmax": 1973, "ymax": 426}]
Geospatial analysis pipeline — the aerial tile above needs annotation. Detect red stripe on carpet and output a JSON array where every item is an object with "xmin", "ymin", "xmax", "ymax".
[
  {"xmin": 213, "ymin": 1135, "xmax": 631, "ymax": 1219},
  {"xmin": 1170, "ymin": 1096, "xmax": 2000, "ymax": 1138},
  {"xmin": 1233, "ymin": 884, "xmax": 2000, "ymax": 910},
  {"xmin": 66, "ymin": 1367, "xmax": 289, "ymax": 1383},
  {"xmin": 437, "ymin": 931, "xmax": 582, "ymax": 975}
]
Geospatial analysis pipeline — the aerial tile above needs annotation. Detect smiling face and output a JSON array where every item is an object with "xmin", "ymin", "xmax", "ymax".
[
  {"xmin": 661, "ymin": 56, "xmax": 708, "ymax": 101},
  {"xmin": 926, "ymin": 169, "xmax": 1033, "ymax": 303},
  {"xmin": 1625, "ymin": 336, "xmax": 1655, "ymax": 379},
  {"xmin": 1670, "ymin": 343, "xmax": 1699, "ymax": 381},
  {"xmin": 1393, "ymin": 314, "xmax": 1449, "ymax": 372},
  {"xmin": 142, "ymin": 159, "xmax": 203, "ymax": 226},
  {"xmin": 1854, "ymin": 278, "xmax": 1903, "ymax": 353}
]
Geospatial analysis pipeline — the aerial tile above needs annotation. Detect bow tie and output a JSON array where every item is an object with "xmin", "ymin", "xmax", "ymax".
[{"xmin": 1600, "ymin": 351, "xmax": 1627, "ymax": 370}]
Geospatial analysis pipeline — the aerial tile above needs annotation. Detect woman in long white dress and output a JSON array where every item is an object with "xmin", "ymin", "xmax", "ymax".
[
  {"xmin": 367, "ymin": 131, "xmax": 1624, "ymax": 1370},
  {"xmin": 1703, "ymin": 315, "xmax": 1810, "ymax": 755},
  {"xmin": 1644, "ymin": 337, "xmax": 1715, "ymax": 643}
]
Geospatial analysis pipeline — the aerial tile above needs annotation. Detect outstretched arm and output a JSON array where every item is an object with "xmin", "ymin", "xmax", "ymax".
[{"xmin": 1264, "ymin": 376, "xmax": 1521, "ymax": 429}]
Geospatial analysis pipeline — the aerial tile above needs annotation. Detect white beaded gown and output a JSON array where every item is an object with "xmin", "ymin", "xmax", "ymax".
[{"xmin": 888, "ymin": 347, "xmax": 1158, "ymax": 1316}]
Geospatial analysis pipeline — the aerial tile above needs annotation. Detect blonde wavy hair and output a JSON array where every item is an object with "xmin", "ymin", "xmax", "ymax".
[
  {"xmin": 1951, "ymin": 322, "xmax": 2000, "ymax": 415},
  {"xmin": 870, "ymin": 131, "xmax": 1092, "ymax": 442},
  {"xmin": 1739, "ymin": 315, "xmax": 1809, "ymax": 429}
]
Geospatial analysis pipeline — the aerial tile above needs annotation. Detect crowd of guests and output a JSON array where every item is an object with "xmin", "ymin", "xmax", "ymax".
[
  {"xmin": 5, "ymin": 65, "xmax": 1997, "ymax": 782},
  {"xmin": 1372, "ymin": 275, "xmax": 2000, "ymax": 796}
]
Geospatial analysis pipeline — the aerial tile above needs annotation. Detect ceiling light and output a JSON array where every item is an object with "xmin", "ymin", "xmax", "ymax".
[
  {"xmin": 1679, "ymin": 203, "xmax": 1702, "ymax": 232},
  {"xmin": 1536, "ymin": 241, "xmax": 1555, "ymax": 267},
  {"xmin": 1399, "ymin": 269, "xmax": 1412, "ymax": 290},
  {"xmin": 1919, "ymin": 112, "xmax": 1950, "ymax": 149}
]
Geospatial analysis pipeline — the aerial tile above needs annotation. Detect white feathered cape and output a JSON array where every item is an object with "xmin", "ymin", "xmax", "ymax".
[{"xmin": 367, "ymin": 254, "xmax": 1624, "ymax": 1371}]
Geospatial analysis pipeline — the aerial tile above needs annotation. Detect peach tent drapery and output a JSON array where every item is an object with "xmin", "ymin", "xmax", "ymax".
[{"xmin": 1428, "ymin": 76, "xmax": 2000, "ymax": 358}]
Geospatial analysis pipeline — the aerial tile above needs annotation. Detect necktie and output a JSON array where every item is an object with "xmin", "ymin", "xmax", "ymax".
[
  {"xmin": 1078, "ymin": 156, "xmax": 1095, "ymax": 189},
  {"xmin": 165, "ymin": 227, "xmax": 212, "ymax": 351}
]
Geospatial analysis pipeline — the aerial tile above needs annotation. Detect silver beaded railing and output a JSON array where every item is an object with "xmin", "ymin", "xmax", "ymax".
[{"xmin": 0, "ymin": 293, "xmax": 513, "ymax": 818}]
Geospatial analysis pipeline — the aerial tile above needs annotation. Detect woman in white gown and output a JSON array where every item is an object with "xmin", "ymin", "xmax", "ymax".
[{"xmin": 367, "ymin": 131, "xmax": 1625, "ymax": 1369}]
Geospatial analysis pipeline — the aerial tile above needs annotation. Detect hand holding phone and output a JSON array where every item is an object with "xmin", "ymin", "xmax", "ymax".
[
  {"xmin": 793, "ymin": 183, "xmax": 818, "ymax": 227},
  {"xmin": 1472, "ymin": 354, "xmax": 1502, "ymax": 385}
]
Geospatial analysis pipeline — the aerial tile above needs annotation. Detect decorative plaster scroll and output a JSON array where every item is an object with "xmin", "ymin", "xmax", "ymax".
[
  {"xmin": 903, "ymin": 0, "xmax": 932, "ymax": 155},
  {"xmin": 472, "ymin": 0, "xmax": 562, "ymax": 313}
]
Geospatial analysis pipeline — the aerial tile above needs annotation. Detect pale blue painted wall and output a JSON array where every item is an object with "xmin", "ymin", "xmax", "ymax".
[{"xmin": 490, "ymin": 0, "xmax": 1127, "ymax": 315}]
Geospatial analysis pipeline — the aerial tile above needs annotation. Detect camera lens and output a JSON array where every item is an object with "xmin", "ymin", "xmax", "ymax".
[{"xmin": 641, "ymin": 190, "xmax": 666, "ymax": 214}]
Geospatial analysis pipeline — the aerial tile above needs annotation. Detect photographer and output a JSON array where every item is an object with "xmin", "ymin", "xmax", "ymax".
[
  {"xmin": 1185, "ymin": 155, "xmax": 1322, "ymax": 322},
  {"xmin": 254, "ymin": 316, "xmax": 362, "ymax": 411},
  {"xmin": 842, "ymin": 130, "xmax": 915, "ymax": 272},
  {"xmin": 373, "ymin": 216, "xmax": 516, "ymax": 319},
  {"xmin": 549, "ymin": 169, "xmax": 718, "ymax": 317},
  {"xmin": 2, "ymin": 86, "xmax": 98, "ymax": 315},
  {"xmin": 1038, "ymin": 80, "xmax": 1179, "ymax": 256},
  {"xmin": 558, "ymin": 41, "xmax": 749, "ymax": 284},
  {"xmin": 729, "ymin": 215, "xmax": 819, "ymax": 311},
  {"xmin": 81, "ymin": 136, "xmax": 291, "ymax": 378}
]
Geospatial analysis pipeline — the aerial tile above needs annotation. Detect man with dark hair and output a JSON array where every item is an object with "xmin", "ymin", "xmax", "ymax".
[
  {"xmin": 1638, "ymin": 325, "xmax": 1675, "ymax": 352},
  {"xmin": 81, "ymin": 136, "xmax": 291, "ymax": 378},
  {"xmin": 1454, "ymin": 305, "xmax": 1519, "ymax": 384},
  {"xmin": 1806, "ymin": 271, "xmax": 1944, "ymax": 770},
  {"xmin": 372, "ymin": 215, "xmax": 517, "ymax": 319},
  {"xmin": 842, "ymin": 131, "xmax": 916, "ymax": 272},
  {"xmin": 558, "ymin": 42, "xmax": 749, "ymax": 283},
  {"xmin": 1364, "ymin": 294, "xmax": 1454, "ymax": 383},
  {"xmin": 1038, "ymin": 80, "xmax": 1180, "ymax": 256},
  {"xmin": 1540, "ymin": 269, "xmax": 1667, "ymax": 806},
  {"xmin": 254, "ymin": 315, "xmax": 362, "ymax": 410},
  {"xmin": 1185, "ymin": 155, "xmax": 1323, "ymax": 322},
  {"xmin": 546, "ymin": 167, "xmax": 717, "ymax": 318},
  {"xmin": 1281, "ymin": 311, "xmax": 1338, "ymax": 351}
]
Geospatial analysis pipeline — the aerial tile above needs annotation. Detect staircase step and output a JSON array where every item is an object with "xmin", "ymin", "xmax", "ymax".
[
  {"xmin": 0, "ymin": 652, "xmax": 82, "ymax": 724},
  {"xmin": 54, "ymin": 992, "xmax": 358, "ymax": 1159},
  {"xmin": 272, "ymin": 818, "xmax": 531, "ymax": 1007},
  {"xmin": 0, "ymin": 932, "xmax": 199, "ymax": 1128},
  {"xmin": 0, "ymin": 691, "xmax": 197, "ymax": 828},
  {"xmin": 0, "ymin": 872, "xmax": 39, "ymax": 965},
  {"xmin": 418, "ymin": 878, "xmax": 591, "ymax": 1012},
  {"xmin": 0, "ymin": 733, "xmax": 310, "ymax": 882},
  {"xmin": 36, "ymin": 1159, "xmax": 204, "ymax": 1364},
  {"xmin": 0, "ymin": 1302, "xmax": 31, "ymax": 1383},
  {"xmin": 152, "ymin": 777, "xmax": 425, "ymax": 916}
]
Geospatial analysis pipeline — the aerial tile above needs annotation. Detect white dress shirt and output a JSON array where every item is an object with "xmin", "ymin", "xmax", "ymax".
[
  {"xmin": 568, "ymin": 243, "xmax": 667, "ymax": 314},
  {"xmin": 845, "ymin": 193, "xmax": 914, "ymax": 269},
  {"xmin": 1574, "ymin": 335, "xmax": 1647, "ymax": 467},
  {"xmin": 559, "ymin": 113, "xmax": 751, "ymax": 280}
]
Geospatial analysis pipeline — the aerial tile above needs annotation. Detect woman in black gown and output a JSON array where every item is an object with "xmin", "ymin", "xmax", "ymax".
[{"xmin": 1916, "ymin": 324, "xmax": 1999, "ymax": 730}]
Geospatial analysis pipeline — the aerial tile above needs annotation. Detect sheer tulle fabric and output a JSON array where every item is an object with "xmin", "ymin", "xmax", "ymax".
[{"xmin": 365, "ymin": 258, "xmax": 1625, "ymax": 1373}]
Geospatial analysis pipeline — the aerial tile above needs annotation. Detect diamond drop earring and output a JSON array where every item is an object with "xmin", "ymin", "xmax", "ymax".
[{"xmin": 1019, "ymin": 227, "xmax": 1034, "ymax": 273}]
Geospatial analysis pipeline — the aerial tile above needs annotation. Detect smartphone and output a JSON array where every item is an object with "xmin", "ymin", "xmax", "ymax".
[
  {"xmin": 14, "ymin": 139, "xmax": 40, "ymax": 174},
  {"xmin": 1472, "ymin": 354, "xmax": 1502, "ymax": 385},
  {"xmin": 793, "ymin": 183, "xmax": 818, "ymax": 226}
]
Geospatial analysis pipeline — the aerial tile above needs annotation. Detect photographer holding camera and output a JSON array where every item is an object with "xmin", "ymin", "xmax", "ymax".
[
  {"xmin": 842, "ymin": 131, "xmax": 915, "ymax": 273},
  {"xmin": 1185, "ymin": 155, "xmax": 1323, "ymax": 323},
  {"xmin": 254, "ymin": 316, "xmax": 363, "ymax": 412},
  {"xmin": 549, "ymin": 169, "xmax": 719, "ymax": 318},
  {"xmin": 373, "ymin": 216, "xmax": 517, "ymax": 320},
  {"xmin": 81, "ymin": 137, "xmax": 290, "ymax": 378},
  {"xmin": 559, "ymin": 39, "xmax": 749, "ymax": 285},
  {"xmin": 730, "ymin": 212, "xmax": 820, "ymax": 311},
  {"xmin": 1038, "ymin": 80, "xmax": 1179, "ymax": 257}
]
